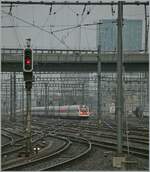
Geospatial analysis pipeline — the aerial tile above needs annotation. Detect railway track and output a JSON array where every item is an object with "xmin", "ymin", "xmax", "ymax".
[
  {"xmin": 92, "ymin": 140, "xmax": 149, "ymax": 159},
  {"xmin": 2, "ymin": 117, "xmax": 149, "ymax": 171},
  {"xmin": 1, "ymin": 128, "xmax": 25, "ymax": 152},
  {"xmin": 56, "ymin": 131, "xmax": 149, "ymax": 159},
  {"xmin": 63, "ymin": 123, "xmax": 149, "ymax": 137},
  {"xmin": 2, "ymin": 134, "xmax": 44, "ymax": 160},
  {"xmin": 1, "ymin": 132, "xmax": 39, "ymax": 152},
  {"xmin": 1, "ymin": 134, "xmax": 13, "ymax": 146},
  {"xmin": 2, "ymin": 128, "xmax": 24, "ymax": 139},
  {"xmin": 2, "ymin": 134, "xmax": 67, "ymax": 170},
  {"xmin": 59, "ymin": 126, "xmax": 149, "ymax": 145},
  {"xmin": 40, "ymin": 135, "xmax": 91, "ymax": 171},
  {"xmin": 3, "ymin": 134, "xmax": 91, "ymax": 171},
  {"xmin": 32, "ymin": 119, "xmax": 149, "ymax": 148},
  {"xmin": 31, "ymin": 116, "xmax": 149, "ymax": 136}
]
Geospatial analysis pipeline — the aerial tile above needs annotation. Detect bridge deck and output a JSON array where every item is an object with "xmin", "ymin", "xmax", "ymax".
[{"xmin": 1, "ymin": 49, "xmax": 149, "ymax": 72}]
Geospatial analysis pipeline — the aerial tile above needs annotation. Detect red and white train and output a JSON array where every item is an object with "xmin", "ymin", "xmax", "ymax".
[{"xmin": 18, "ymin": 105, "xmax": 90, "ymax": 119}]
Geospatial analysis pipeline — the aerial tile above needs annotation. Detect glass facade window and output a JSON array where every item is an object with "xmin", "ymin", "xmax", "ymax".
[{"xmin": 97, "ymin": 19, "xmax": 142, "ymax": 51}]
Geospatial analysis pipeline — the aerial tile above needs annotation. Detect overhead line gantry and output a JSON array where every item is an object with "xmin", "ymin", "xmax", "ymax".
[{"xmin": 1, "ymin": 1, "xmax": 149, "ymax": 6}]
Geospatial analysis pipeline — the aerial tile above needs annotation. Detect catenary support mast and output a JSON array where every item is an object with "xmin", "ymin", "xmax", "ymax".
[{"xmin": 116, "ymin": 1, "xmax": 124, "ymax": 154}]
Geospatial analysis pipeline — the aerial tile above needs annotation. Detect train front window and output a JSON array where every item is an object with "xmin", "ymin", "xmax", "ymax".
[{"xmin": 80, "ymin": 106, "xmax": 88, "ymax": 112}]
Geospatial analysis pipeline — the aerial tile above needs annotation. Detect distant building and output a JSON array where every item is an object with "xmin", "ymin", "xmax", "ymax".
[{"xmin": 97, "ymin": 19, "xmax": 142, "ymax": 51}]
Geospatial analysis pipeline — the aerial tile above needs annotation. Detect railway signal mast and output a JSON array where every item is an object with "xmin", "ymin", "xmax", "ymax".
[{"xmin": 23, "ymin": 38, "xmax": 33, "ymax": 156}]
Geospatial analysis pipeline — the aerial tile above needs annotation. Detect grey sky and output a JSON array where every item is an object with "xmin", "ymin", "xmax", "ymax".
[{"xmin": 1, "ymin": 0, "xmax": 148, "ymax": 50}]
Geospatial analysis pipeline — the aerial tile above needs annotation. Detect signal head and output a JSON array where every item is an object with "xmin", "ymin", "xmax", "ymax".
[{"xmin": 23, "ymin": 48, "xmax": 33, "ymax": 72}]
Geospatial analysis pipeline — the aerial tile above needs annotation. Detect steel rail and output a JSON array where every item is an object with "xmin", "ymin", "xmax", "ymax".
[
  {"xmin": 59, "ymin": 127, "xmax": 149, "ymax": 145},
  {"xmin": 92, "ymin": 140, "xmax": 149, "ymax": 159},
  {"xmin": 2, "ymin": 135, "xmax": 44, "ymax": 158},
  {"xmin": 2, "ymin": 135, "xmax": 71, "ymax": 171},
  {"xmin": 2, "ymin": 128, "xmax": 23, "ymax": 139},
  {"xmin": 41, "ymin": 135, "xmax": 92, "ymax": 171},
  {"xmin": 55, "ymin": 131, "xmax": 149, "ymax": 159},
  {"xmin": 2, "ymin": 137, "xmax": 26, "ymax": 150},
  {"xmin": 56, "ymin": 130, "xmax": 149, "ymax": 159},
  {"xmin": 1, "ymin": 133, "xmax": 13, "ymax": 147}
]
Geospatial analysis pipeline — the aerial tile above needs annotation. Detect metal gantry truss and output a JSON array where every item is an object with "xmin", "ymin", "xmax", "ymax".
[
  {"xmin": 1, "ymin": 1, "xmax": 149, "ymax": 5},
  {"xmin": 1, "ymin": 71, "xmax": 149, "ymax": 117}
]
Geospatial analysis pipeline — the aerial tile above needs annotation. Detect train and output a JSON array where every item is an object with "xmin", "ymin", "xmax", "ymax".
[
  {"xmin": 133, "ymin": 105, "xmax": 149, "ymax": 119},
  {"xmin": 16, "ymin": 105, "xmax": 90, "ymax": 119}
]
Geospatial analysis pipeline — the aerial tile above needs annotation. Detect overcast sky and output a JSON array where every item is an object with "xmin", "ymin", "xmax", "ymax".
[{"xmin": 1, "ymin": 0, "xmax": 148, "ymax": 50}]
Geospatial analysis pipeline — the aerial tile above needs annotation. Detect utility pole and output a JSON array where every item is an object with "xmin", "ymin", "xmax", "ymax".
[
  {"xmin": 113, "ymin": 2, "xmax": 126, "ymax": 169},
  {"xmin": 97, "ymin": 44, "xmax": 102, "ymax": 124},
  {"xmin": 97, "ymin": 22, "xmax": 102, "ymax": 125},
  {"xmin": 45, "ymin": 83, "xmax": 48, "ymax": 115},
  {"xmin": 82, "ymin": 83, "xmax": 85, "ymax": 105},
  {"xmin": 116, "ymin": 1, "xmax": 124, "ymax": 155},
  {"xmin": 22, "ymin": 84, "xmax": 24, "ymax": 125},
  {"xmin": 5, "ymin": 83, "xmax": 8, "ymax": 115},
  {"xmin": 144, "ymin": 4, "xmax": 149, "ymax": 52},
  {"xmin": 10, "ymin": 73, "xmax": 13, "ymax": 121},
  {"xmin": 10, "ymin": 72, "xmax": 16, "ymax": 122},
  {"xmin": 13, "ymin": 72, "xmax": 16, "ymax": 122}
]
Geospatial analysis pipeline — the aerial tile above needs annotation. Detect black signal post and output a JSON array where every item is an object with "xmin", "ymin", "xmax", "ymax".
[{"xmin": 23, "ymin": 38, "xmax": 33, "ymax": 156}]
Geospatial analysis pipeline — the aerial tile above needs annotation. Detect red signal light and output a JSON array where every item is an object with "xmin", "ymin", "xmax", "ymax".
[
  {"xmin": 23, "ymin": 48, "xmax": 33, "ymax": 72},
  {"xmin": 25, "ymin": 57, "xmax": 31, "ymax": 65}
]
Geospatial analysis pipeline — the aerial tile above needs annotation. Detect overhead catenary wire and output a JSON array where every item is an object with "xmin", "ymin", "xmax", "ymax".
[
  {"xmin": 66, "ymin": 4, "xmax": 95, "ymax": 49},
  {"xmin": 12, "ymin": 17, "xmax": 22, "ymax": 48},
  {"xmin": 49, "ymin": 4, "xmax": 52, "ymax": 15},
  {"xmin": 9, "ymin": 2, "xmax": 13, "ymax": 14},
  {"xmin": 9, "ymin": 7, "xmax": 23, "ymax": 48},
  {"xmin": 65, "ymin": 6, "xmax": 99, "ymax": 48},
  {"xmin": 2, "ymin": 1, "xmax": 148, "ymax": 51},
  {"xmin": 55, "ymin": 5, "xmax": 65, "ymax": 14},
  {"xmin": 79, "ymin": 5, "xmax": 95, "ymax": 24},
  {"xmin": 82, "ymin": 4, "xmax": 86, "ymax": 16},
  {"xmin": 4, "ymin": 5, "xmax": 96, "ymax": 47},
  {"xmin": 2, "ymin": 10, "xmax": 70, "ymax": 49},
  {"xmin": 111, "ymin": 3, "xmax": 115, "ymax": 16},
  {"xmin": 48, "ymin": 22, "xmax": 102, "ymax": 33},
  {"xmin": 32, "ymin": 5, "xmax": 35, "ymax": 25},
  {"xmin": 2, "ymin": 24, "xmax": 89, "ymax": 28},
  {"xmin": 31, "ymin": 14, "xmax": 51, "ymax": 47},
  {"xmin": 32, "ymin": 5, "xmax": 67, "ymax": 48},
  {"xmin": 67, "ymin": 5, "xmax": 79, "ymax": 16},
  {"xmin": 84, "ymin": 27, "xmax": 91, "ymax": 50}
]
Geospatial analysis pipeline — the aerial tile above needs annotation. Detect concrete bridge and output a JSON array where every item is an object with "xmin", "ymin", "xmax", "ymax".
[{"xmin": 1, "ymin": 48, "xmax": 149, "ymax": 72}]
